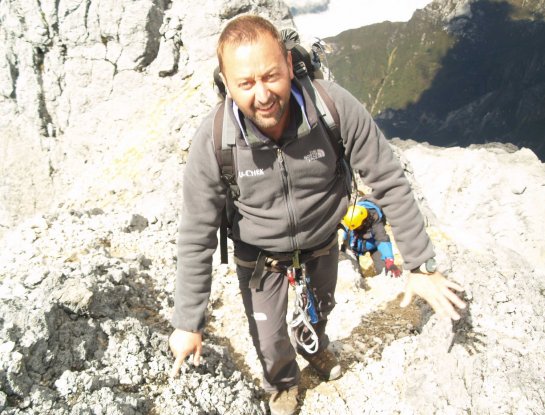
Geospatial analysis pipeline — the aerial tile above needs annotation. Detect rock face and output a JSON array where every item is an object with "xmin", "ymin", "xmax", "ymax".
[
  {"xmin": 1, "ymin": 0, "xmax": 545, "ymax": 414},
  {"xmin": 0, "ymin": 0, "xmax": 292, "ymax": 231}
]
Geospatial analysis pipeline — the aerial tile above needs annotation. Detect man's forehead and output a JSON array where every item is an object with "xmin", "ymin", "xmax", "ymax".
[
  {"xmin": 222, "ymin": 38, "xmax": 285, "ymax": 74},
  {"xmin": 223, "ymin": 33, "xmax": 280, "ymax": 53}
]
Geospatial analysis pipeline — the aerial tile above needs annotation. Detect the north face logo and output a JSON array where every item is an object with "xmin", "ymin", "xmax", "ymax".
[
  {"xmin": 304, "ymin": 149, "xmax": 326, "ymax": 162},
  {"xmin": 238, "ymin": 168, "xmax": 265, "ymax": 178}
]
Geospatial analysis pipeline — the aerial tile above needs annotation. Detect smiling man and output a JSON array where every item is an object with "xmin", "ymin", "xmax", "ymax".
[
  {"xmin": 169, "ymin": 14, "xmax": 465, "ymax": 415},
  {"xmin": 219, "ymin": 31, "xmax": 294, "ymax": 138}
]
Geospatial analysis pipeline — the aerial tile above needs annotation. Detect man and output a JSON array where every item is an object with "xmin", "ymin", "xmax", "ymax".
[
  {"xmin": 169, "ymin": 14, "xmax": 466, "ymax": 415},
  {"xmin": 340, "ymin": 198, "xmax": 402, "ymax": 277}
]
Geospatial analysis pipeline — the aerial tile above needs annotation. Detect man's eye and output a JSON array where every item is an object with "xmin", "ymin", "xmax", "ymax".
[
  {"xmin": 264, "ymin": 73, "xmax": 278, "ymax": 82},
  {"xmin": 239, "ymin": 81, "xmax": 252, "ymax": 89}
]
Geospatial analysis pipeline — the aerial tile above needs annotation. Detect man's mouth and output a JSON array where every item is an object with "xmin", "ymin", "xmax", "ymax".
[{"xmin": 256, "ymin": 101, "xmax": 276, "ymax": 114}]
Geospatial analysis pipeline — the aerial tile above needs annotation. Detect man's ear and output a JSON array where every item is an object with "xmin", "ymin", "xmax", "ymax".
[
  {"xmin": 219, "ymin": 71, "xmax": 231, "ymax": 98},
  {"xmin": 287, "ymin": 51, "xmax": 294, "ymax": 80}
]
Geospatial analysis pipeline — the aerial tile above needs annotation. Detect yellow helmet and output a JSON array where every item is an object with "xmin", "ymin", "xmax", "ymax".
[{"xmin": 342, "ymin": 205, "xmax": 368, "ymax": 230}]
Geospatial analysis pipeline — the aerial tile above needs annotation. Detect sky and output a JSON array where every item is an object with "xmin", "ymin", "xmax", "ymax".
[{"xmin": 286, "ymin": 0, "xmax": 434, "ymax": 39}]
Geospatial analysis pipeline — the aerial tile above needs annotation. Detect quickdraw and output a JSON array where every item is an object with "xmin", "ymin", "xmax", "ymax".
[{"xmin": 287, "ymin": 264, "xmax": 319, "ymax": 354}]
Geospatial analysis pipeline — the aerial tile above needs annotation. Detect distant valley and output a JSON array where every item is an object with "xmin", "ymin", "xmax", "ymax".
[{"xmin": 325, "ymin": 0, "xmax": 545, "ymax": 161}]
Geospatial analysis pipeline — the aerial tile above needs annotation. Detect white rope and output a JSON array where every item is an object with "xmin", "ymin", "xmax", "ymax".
[{"xmin": 290, "ymin": 284, "xmax": 319, "ymax": 354}]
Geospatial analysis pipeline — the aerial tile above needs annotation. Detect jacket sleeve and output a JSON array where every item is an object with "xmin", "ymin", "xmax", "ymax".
[
  {"xmin": 321, "ymin": 81, "xmax": 435, "ymax": 270},
  {"xmin": 370, "ymin": 216, "xmax": 390, "ymax": 244},
  {"xmin": 171, "ymin": 108, "xmax": 227, "ymax": 332}
]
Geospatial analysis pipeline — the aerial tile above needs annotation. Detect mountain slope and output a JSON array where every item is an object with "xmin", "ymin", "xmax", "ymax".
[{"xmin": 325, "ymin": 0, "xmax": 545, "ymax": 160}]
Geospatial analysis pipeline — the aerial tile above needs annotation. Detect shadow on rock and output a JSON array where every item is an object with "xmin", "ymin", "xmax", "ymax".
[{"xmin": 336, "ymin": 293, "xmax": 423, "ymax": 367}]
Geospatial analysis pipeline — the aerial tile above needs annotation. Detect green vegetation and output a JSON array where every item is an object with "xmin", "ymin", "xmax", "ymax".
[
  {"xmin": 323, "ymin": 0, "xmax": 545, "ymax": 160},
  {"xmin": 325, "ymin": 14, "xmax": 454, "ymax": 115}
]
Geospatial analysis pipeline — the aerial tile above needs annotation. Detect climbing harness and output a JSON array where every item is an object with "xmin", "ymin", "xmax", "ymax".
[{"xmin": 234, "ymin": 237, "xmax": 339, "ymax": 354}]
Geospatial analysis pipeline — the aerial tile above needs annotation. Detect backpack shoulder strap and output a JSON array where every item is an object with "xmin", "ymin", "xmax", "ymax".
[
  {"xmin": 213, "ymin": 100, "xmax": 240, "ymax": 195},
  {"xmin": 312, "ymin": 80, "xmax": 340, "ymax": 138},
  {"xmin": 213, "ymin": 101, "xmax": 236, "ymax": 175},
  {"xmin": 213, "ymin": 100, "xmax": 239, "ymax": 264},
  {"xmin": 299, "ymin": 77, "xmax": 342, "ymax": 159},
  {"xmin": 307, "ymin": 79, "xmax": 354, "ymax": 198}
]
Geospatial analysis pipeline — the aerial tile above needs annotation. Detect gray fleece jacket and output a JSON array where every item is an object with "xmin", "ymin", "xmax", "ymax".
[{"xmin": 172, "ymin": 79, "xmax": 434, "ymax": 332}]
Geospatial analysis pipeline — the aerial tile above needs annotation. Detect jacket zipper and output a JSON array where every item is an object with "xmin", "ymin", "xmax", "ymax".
[{"xmin": 277, "ymin": 147, "xmax": 299, "ymax": 251}]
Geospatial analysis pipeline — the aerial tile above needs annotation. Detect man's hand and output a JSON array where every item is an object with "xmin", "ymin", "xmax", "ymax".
[
  {"xmin": 169, "ymin": 329, "xmax": 202, "ymax": 378},
  {"xmin": 400, "ymin": 272, "xmax": 466, "ymax": 320}
]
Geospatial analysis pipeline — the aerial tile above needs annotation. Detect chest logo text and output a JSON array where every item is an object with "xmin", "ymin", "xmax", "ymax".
[
  {"xmin": 304, "ymin": 149, "xmax": 326, "ymax": 162},
  {"xmin": 238, "ymin": 168, "xmax": 265, "ymax": 178}
]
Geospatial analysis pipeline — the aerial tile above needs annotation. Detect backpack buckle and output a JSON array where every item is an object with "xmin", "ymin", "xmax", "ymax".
[
  {"xmin": 221, "ymin": 173, "xmax": 240, "ymax": 199},
  {"xmin": 293, "ymin": 61, "xmax": 307, "ymax": 78}
]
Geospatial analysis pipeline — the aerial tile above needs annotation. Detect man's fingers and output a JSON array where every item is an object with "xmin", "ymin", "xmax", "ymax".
[
  {"xmin": 438, "ymin": 293, "xmax": 462, "ymax": 320},
  {"xmin": 445, "ymin": 279, "xmax": 465, "ymax": 293},
  {"xmin": 442, "ymin": 286, "xmax": 467, "ymax": 310},
  {"xmin": 421, "ymin": 287, "xmax": 460, "ymax": 320},
  {"xmin": 428, "ymin": 284, "xmax": 465, "ymax": 320},
  {"xmin": 193, "ymin": 346, "xmax": 202, "ymax": 366},
  {"xmin": 170, "ymin": 353, "xmax": 185, "ymax": 378},
  {"xmin": 427, "ymin": 294, "xmax": 448, "ymax": 318},
  {"xmin": 404, "ymin": 273, "xmax": 466, "ymax": 320}
]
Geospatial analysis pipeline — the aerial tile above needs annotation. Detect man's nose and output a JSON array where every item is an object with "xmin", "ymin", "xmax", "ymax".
[{"xmin": 255, "ymin": 81, "xmax": 271, "ymax": 103}]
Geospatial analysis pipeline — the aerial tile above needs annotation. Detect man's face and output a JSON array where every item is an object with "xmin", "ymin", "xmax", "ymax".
[{"xmin": 220, "ymin": 34, "xmax": 294, "ymax": 140}]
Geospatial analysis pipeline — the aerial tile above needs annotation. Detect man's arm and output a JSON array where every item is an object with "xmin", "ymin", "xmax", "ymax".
[
  {"xmin": 323, "ymin": 80, "xmax": 434, "ymax": 270},
  {"xmin": 320, "ymin": 81, "xmax": 465, "ymax": 316},
  {"xmin": 172, "ymin": 108, "xmax": 227, "ymax": 333},
  {"xmin": 169, "ymin": 108, "xmax": 228, "ymax": 376}
]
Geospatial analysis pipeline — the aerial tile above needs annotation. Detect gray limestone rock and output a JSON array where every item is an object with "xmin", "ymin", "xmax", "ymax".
[
  {"xmin": 0, "ymin": 0, "xmax": 292, "ymax": 234},
  {"xmin": 1, "ymin": 0, "xmax": 545, "ymax": 413}
]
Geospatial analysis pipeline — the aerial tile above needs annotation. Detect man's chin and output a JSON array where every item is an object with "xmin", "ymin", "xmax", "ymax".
[{"xmin": 252, "ymin": 116, "xmax": 280, "ymax": 131}]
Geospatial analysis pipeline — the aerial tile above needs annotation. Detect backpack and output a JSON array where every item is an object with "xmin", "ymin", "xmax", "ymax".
[{"xmin": 212, "ymin": 29, "xmax": 353, "ymax": 263}]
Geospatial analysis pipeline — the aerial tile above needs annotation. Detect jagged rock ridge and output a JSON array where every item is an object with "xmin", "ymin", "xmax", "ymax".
[{"xmin": 0, "ymin": 0, "xmax": 292, "ymax": 231}]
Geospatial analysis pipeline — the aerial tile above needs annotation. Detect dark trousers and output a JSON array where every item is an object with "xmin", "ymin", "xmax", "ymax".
[{"xmin": 235, "ymin": 240, "xmax": 339, "ymax": 392}]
